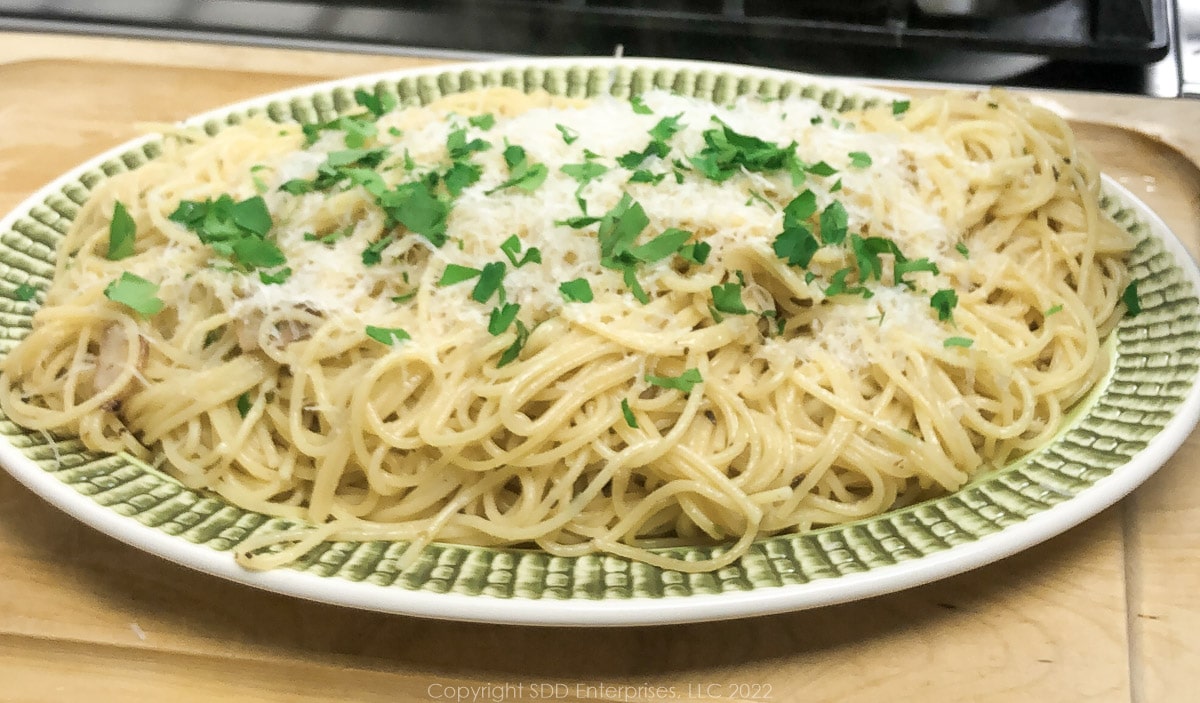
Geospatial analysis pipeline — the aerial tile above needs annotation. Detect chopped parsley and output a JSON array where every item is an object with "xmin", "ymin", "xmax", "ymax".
[
  {"xmin": 486, "ymin": 144, "xmax": 548, "ymax": 194},
  {"xmin": 689, "ymin": 122, "xmax": 800, "ymax": 183},
  {"xmin": 107, "ymin": 200, "xmax": 136, "ymax": 260},
  {"xmin": 559, "ymin": 278, "xmax": 594, "ymax": 303},
  {"xmin": 930, "ymin": 289, "xmax": 959, "ymax": 321},
  {"xmin": 956, "ymin": 242, "xmax": 970, "ymax": 258},
  {"xmin": 446, "ymin": 128, "xmax": 491, "ymax": 161},
  {"xmin": 499, "ymin": 235, "xmax": 541, "ymax": 268},
  {"xmin": 258, "ymin": 267, "xmax": 292, "ymax": 285},
  {"xmin": 818, "ymin": 200, "xmax": 849, "ymax": 245},
  {"xmin": 806, "ymin": 161, "xmax": 838, "ymax": 177},
  {"xmin": 628, "ymin": 228, "xmax": 692, "ymax": 264},
  {"xmin": 1045, "ymin": 304, "xmax": 1063, "ymax": 316},
  {"xmin": 711, "ymin": 281, "xmax": 750, "ymax": 316},
  {"xmin": 488, "ymin": 303, "xmax": 520, "ymax": 335},
  {"xmin": 774, "ymin": 225, "xmax": 820, "ymax": 269},
  {"xmin": 1122, "ymin": 281, "xmax": 1142, "ymax": 316},
  {"xmin": 629, "ymin": 95, "xmax": 653, "ymax": 115},
  {"xmin": 824, "ymin": 267, "xmax": 872, "ymax": 299},
  {"xmin": 892, "ymin": 100, "xmax": 911, "ymax": 116},
  {"xmin": 620, "ymin": 398, "xmax": 638, "ymax": 428},
  {"xmin": 104, "ymin": 272, "xmax": 163, "ymax": 316},
  {"xmin": 467, "ymin": 113, "xmax": 496, "ymax": 130},
  {"xmin": 376, "ymin": 180, "xmax": 450, "ymax": 246},
  {"xmin": 645, "ymin": 368, "xmax": 703, "ymax": 393},
  {"xmin": 471, "ymin": 261, "xmax": 507, "ymax": 303},
  {"xmin": 497, "ymin": 320, "xmax": 530, "ymax": 367},
  {"xmin": 555, "ymin": 123, "xmax": 579, "ymax": 144},
  {"xmin": 944, "ymin": 336, "xmax": 974, "ymax": 348},
  {"xmin": 236, "ymin": 392, "xmax": 252, "ymax": 418},
  {"xmin": 168, "ymin": 194, "xmax": 285, "ymax": 274},
  {"xmin": 439, "ymin": 263, "xmax": 482, "ymax": 287},
  {"xmin": 354, "ymin": 88, "xmax": 398, "ymax": 118},
  {"xmin": 365, "ymin": 325, "xmax": 411, "ymax": 346},
  {"xmin": 680, "ymin": 242, "xmax": 711, "ymax": 265},
  {"xmin": 848, "ymin": 151, "xmax": 872, "ymax": 169}
]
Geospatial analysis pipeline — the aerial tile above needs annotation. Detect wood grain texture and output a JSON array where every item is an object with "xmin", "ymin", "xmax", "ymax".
[{"xmin": 0, "ymin": 31, "xmax": 1198, "ymax": 703}]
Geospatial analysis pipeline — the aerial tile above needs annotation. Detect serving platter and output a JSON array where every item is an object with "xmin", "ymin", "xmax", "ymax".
[{"xmin": 0, "ymin": 57, "xmax": 1198, "ymax": 627}]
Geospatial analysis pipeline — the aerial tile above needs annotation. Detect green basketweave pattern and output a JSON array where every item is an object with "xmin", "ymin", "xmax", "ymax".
[{"xmin": 1, "ymin": 65, "xmax": 1196, "ymax": 600}]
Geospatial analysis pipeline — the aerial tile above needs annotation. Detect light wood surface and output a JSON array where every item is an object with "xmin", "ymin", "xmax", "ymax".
[{"xmin": 1, "ymin": 31, "xmax": 1198, "ymax": 703}]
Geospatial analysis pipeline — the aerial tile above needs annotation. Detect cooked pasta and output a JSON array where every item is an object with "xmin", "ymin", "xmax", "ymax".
[{"xmin": 0, "ymin": 85, "xmax": 1132, "ymax": 572}]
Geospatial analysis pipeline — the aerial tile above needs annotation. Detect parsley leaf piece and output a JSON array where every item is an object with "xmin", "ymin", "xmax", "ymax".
[
  {"xmin": 443, "ymin": 161, "xmax": 482, "ymax": 197},
  {"xmin": 773, "ymin": 224, "xmax": 820, "ymax": 268},
  {"xmin": 258, "ymin": 267, "xmax": 292, "ymax": 285},
  {"xmin": 596, "ymin": 194, "xmax": 650, "ymax": 268},
  {"xmin": 236, "ymin": 392, "xmax": 252, "ymax": 418},
  {"xmin": 250, "ymin": 164, "xmax": 271, "ymax": 194},
  {"xmin": 824, "ymin": 267, "xmax": 873, "ymax": 299},
  {"xmin": 377, "ymin": 181, "xmax": 450, "ymax": 246},
  {"xmin": 1122, "ymin": 281, "xmax": 1141, "ymax": 316},
  {"xmin": 14, "ymin": 283, "xmax": 37, "ymax": 301},
  {"xmin": 439, "ymin": 264, "xmax": 482, "ymax": 286},
  {"xmin": 930, "ymin": 289, "xmax": 959, "ymax": 321},
  {"xmin": 892, "ymin": 100, "xmax": 911, "ymax": 116},
  {"xmin": 629, "ymin": 228, "xmax": 692, "ymax": 264},
  {"xmin": 1045, "ymin": 304, "xmax": 1063, "ymax": 317},
  {"xmin": 894, "ymin": 257, "xmax": 939, "ymax": 288},
  {"xmin": 555, "ymin": 123, "xmax": 579, "ymax": 144},
  {"xmin": 648, "ymin": 114, "xmax": 685, "ymax": 142},
  {"xmin": 488, "ymin": 303, "xmax": 520, "ymax": 336},
  {"xmin": 711, "ymin": 281, "xmax": 750, "ymax": 315},
  {"xmin": 487, "ymin": 144, "xmax": 549, "ymax": 194},
  {"xmin": 361, "ymin": 233, "xmax": 396, "ymax": 266},
  {"xmin": 497, "ymin": 320, "xmax": 530, "ymax": 367},
  {"xmin": 557, "ymin": 215, "xmax": 603, "ymax": 229},
  {"xmin": 689, "ymin": 124, "xmax": 798, "ymax": 182},
  {"xmin": 620, "ymin": 398, "xmax": 638, "ymax": 428},
  {"xmin": 818, "ymin": 200, "xmax": 849, "ymax": 245},
  {"xmin": 956, "ymin": 242, "xmax": 970, "ymax": 258},
  {"xmin": 365, "ymin": 325, "xmax": 411, "ymax": 346},
  {"xmin": 850, "ymin": 234, "xmax": 896, "ymax": 282},
  {"xmin": 783, "ymin": 190, "xmax": 818, "ymax": 226},
  {"xmin": 645, "ymin": 368, "xmax": 703, "ymax": 393},
  {"xmin": 227, "ymin": 195, "xmax": 271, "ymax": 236},
  {"xmin": 628, "ymin": 170, "xmax": 666, "ymax": 185},
  {"xmin": 468, "ymin": 113, "xmax": 496, "ymax": 130},
  {"xmin": 499, "ymin": 235, "xmax": 541, "ymax": 268},
  {"xmin": 623, "ymin": 267, "xmax": 650, "ymax": 304},
  {"xmin": 806, "ymin": 161, "xmax": 838, "ymax": 177},
  {"xmin": 629, "ymin": 95, "xmax": 653, "ymax": 115},
  {"xmin": 279, "ymin": 179, "xmax": 315, "ymax": 195},
  {"xmin": 944, "ymin": 336, "xmax": 973, "ymax": 348},
  {"xmin": 354, "ymin": 88, "xmax": 398, "ymax": 118},
  {"xmin": 617, "ymin": 139, "xmax": 671, "ymax": 170},
  {"xmin": 561, "ymin": 161, "xmax": 609, "ymax": 185},
  {"xmin": 471, "ymin": 261, "xmax": 507, "ymax": 303},
  {"xmin": 232, "ymin": 238, "xmax": 286, "ymax": 269},
  {"xmin": 559, "ymin": 278, "xmax": 594, "ymax": 303},
  {"xmin": 680, "ymin": 242, "xmax": 712, "ymax": 265},
  {"xmin": 104, "ymin": 272, "xmax": 164, "ymax": 316},
  {"xmin": 561, "ymin": 161, "xmax": 609, "ymax": 209},
  {"xmin": 107, "ymin": 200, "xmax": 137, "ymax": 260},
  {"xmin": 561, "ymin": 159, "xmax": 609, "ymax": 183},
  {"xmin": 446, "ymin": 128, "xmax": 491, "ymax": 160},
  {"xmin": 848, "ymin": 151, "xmax": 873, "ymax": 169}
]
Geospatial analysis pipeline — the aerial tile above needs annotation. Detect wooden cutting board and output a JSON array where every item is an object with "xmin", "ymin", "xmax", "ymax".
[{"xmin": 1, "ymin": 31, "xmax": 1198, "ymax": 703}]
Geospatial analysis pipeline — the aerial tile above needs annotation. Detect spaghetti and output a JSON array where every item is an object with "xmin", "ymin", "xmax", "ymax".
[{"xmin": 0, "ymin": 86, "xmax": 1132, "ymax": 571}]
